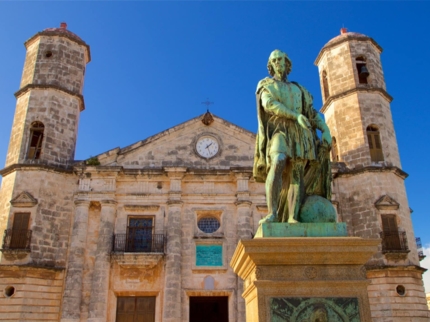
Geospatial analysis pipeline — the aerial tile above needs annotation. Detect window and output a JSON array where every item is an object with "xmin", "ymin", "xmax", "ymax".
[
  {"xmin": 10, "ymin": 213, "xmax": 30, "ymax": 249},
  {"xmin": 331, "ymin": 137, "xmax": 339, "ymax": 161},
  {"xmin": 367, "ymin": 125, "xmax": 384, "ymax": 162},
  {"xmin": 380, "ymin": 214, "xmax": 408, "ymax": 252},
  {"xmin": 322, "ymin": 70, "xmax": 330, "ymax": 101},
  {"xmin": 27, "ymin": 121, "xmax": 44, "ymax": 160},
  {"xmin": 126, "ymin": 217, "xmax": 153, "ymax": 252},
  {"xmin": 356, "ymin": 56, "xmax": 369, "ymax": 84},
  {"xmin": 116, "ymin": 297, "xmax": 155, "ymax": 322},
  {"xmin": 197, "ymin": 217, "xmax": 220, "ymax": 234}
]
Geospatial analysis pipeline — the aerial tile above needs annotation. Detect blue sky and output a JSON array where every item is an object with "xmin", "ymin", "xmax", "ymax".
[{"xmin": 1, "ymin": 1, "xmax": 430, "ymax": 282}]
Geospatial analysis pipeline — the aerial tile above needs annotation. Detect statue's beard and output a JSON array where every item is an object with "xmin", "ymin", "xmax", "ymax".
[{"xmin": 274, "ymin": 69, "xmax": 286, "ymax": 81}]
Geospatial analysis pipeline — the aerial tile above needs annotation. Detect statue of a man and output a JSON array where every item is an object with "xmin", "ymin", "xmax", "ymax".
[{"xmin": 253, "ymin": 49, "xmax": 332, "ymax": 224}]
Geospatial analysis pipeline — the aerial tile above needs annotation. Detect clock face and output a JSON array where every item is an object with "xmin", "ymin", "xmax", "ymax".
[{"xmin": 196, "ymin": 136, "xmax": 219, "ymax": 159}]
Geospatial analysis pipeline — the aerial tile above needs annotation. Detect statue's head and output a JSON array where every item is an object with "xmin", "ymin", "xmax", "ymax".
[
  {"xmin": 310, "ymin": 306, "xmax": 328, "ymax": 322},
  {"xmin": 267, "ymin": 50, "xmax": 292, "ymax": 80}
]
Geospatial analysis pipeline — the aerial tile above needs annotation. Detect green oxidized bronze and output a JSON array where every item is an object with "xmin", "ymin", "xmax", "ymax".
[{"xmin": 254, "ymin": 49, "xmax": 333, "ymax": 224}]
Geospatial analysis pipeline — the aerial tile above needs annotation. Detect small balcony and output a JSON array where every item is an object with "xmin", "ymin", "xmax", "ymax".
[
  {"xmin": 380, "ymin": 230, "xmax": 409, "ymax": 260},
  {"xmin": 112, "ymin": 233, "xmax": 165, "ymax": 254},
  {"xmin": 416, "ymin": 237, "xmax": 426, "ymax": 261},
  {"xmin": 111, "ymin": 232, "xmax": 165, "ymax": 268},
  {"xmin": 1, "ymin": 229, "xmax": 32, "ymax": 252}
]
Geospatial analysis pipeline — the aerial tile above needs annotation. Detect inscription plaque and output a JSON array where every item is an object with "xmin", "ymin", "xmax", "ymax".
[{"xmin": 196, "ymin": 244, "xmax": 223, "ymax": 266}]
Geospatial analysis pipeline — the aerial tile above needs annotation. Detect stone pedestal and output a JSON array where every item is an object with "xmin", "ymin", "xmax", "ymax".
[{"xmin": 230, "ymin": 237, "xmax": 379, "ymax": 322}]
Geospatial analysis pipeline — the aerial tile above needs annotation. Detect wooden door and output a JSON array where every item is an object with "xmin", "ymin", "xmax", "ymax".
[{"xmin": 116, "ymin": 297, "xmax": 155, "ymax": 322}]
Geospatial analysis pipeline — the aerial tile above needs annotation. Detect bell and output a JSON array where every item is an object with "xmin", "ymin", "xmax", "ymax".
[{"xmin": 360, "ymin": 65, "xmax": 370, "ymax": 78}]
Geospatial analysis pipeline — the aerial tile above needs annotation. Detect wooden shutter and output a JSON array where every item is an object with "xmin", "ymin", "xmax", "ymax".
[
  {"xmin": 381, "ymin": 214, "xmax": 401, "ymax": 250},
  {"xmin": 10, "ymin": 213, "xmax": 30, "ymax": 248},
  {"xmin": 367, "ymin": 130, "xmax": 384, "ymax": 162}
]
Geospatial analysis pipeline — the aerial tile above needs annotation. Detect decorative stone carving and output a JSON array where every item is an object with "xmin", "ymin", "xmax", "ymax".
[
  {"xmin": 304, "ymin": 266, "xmax": 317, "ymax": 279},
  {"xmin": 10, "ymin": 191, "xmax": 38, "ymax": 207},
  {"xmin": 111, "ymin": 253, "xmax": 164, "ymax": 268},
  {"xmin": 375, "ymin": 195, "xmax": 399, "ymax": 210}
]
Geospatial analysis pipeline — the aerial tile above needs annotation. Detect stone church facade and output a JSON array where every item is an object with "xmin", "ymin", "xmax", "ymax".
[{"xmin": 0, "ymin": 24, "xmax": 428, "ymax": 321}]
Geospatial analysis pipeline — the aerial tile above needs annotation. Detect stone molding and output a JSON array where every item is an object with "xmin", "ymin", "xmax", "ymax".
[
  {"xmin": 374, "ymin": 195, "xmax": 400, "ymax": 210},
  {"xmin": 124, "ymin": 205, "xmax": 160, "ymax": 212},
  {"xmin": 333, "ymin": 165, "xmax": 408, "ymax": 180},
  {"xmin": 10, "ymin": 191, "xmax": 38, "ymax": 207},
  {"xmin": 320, "ymin": 86, "xmax": 393, "ymax": 113},
  {"xmin": 0, "ymin": 163, "xmax": 73, "ymax": 177},
  {"xmin": 15, "ymin": 84, "xmax": 85, "ymax": 111}
]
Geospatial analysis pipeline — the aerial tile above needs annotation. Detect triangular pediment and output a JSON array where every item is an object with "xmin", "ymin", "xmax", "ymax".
[
  {"xmin": 94, "ymin": 113, "xmax": 256, "ymax": 170},
  {"xmin": 10, "ymin": 191, "xmax": 38, "ymax": 207},
  {"xmin": 375, "ymin": 195, "xmax": 399, "ymax": 210}
]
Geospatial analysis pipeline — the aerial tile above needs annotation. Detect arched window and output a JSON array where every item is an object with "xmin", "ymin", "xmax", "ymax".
[
  {"xmin": 331, "ymin": 137, "xmax": 339, "ymax": 161},
  {"xmin": 367, "ymin": 125, "xmax": 384, "ymax": 162},
  {"xmin": 322, "ymin": 70, "xmax": 330, "ymax": 101},
  {"xmin": 27, "ymin": 121, "xmax": 44, "ymax": 160},
  {"xmin": 356, "ymin": 56, "xmax": 369, "ymax": 84}
]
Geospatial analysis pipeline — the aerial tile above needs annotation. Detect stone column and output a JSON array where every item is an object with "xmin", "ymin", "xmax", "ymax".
[
  {"xmin": 61, "ymin": 199, "xmax": 90, "ymax": 322},
  {"xmin": 88, "ymin": 199, "xmax": 117, "ymax": 322},
  {"xmin": 234, "ymin": 172, "xmax": 253, "ymax": 322},
  {"xmin": 163, "ymin": 168, "xmax": 186, "ymax": 322}
]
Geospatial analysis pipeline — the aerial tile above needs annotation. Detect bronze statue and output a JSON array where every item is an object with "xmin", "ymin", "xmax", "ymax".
[{"xmin": 253, "ymin": 50, "xmax": 332, "ymax": 224}]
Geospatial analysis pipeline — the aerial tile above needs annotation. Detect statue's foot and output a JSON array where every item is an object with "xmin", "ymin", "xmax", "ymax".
[
  {"xmin": 288, "ymin": 218, "xmax": 298, "ymax": 224},
  {"xmin": 259, "ymin": 214, "xmax": 276, "ymax": 225}
]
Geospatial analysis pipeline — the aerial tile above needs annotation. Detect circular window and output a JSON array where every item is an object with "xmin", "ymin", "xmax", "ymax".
[
  {"xmin": 45, "ymin": 51, "xmax": 53, "ymax": 58},
  {"xmin": 4, "ymin": 286, "xmax": 15, "ymax": 298},
  {"xmin": 396, "ymin": 285, "xmax": 405, "ymax": 296},
  {"xmin": 198, "ymin": 217, "xmax": 220, "ymax": 233}
]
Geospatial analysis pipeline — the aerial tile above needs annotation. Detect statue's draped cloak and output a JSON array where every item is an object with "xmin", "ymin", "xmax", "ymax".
[{"xmin": 253, "ymin": 77, "xmax": 332, "ymax": 221}]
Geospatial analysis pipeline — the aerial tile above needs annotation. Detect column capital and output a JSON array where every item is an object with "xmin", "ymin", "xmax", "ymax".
[
  {"xmin": 167, "ymin": 199, "xmax": 183, "ymax": 206},
  {"xmin": 100, "ymin": 199, "xmax": 117, "ymax": 207},
  {"xmin": 164, "ymin": 167, "xmax": 187, "ymax": 179},
  {"xmin": 74, "ymin": 199, "xmax": 90, "ymax": 207},
  {"xmin": 235, "ymin": 200, "xmax": 252, "ymax": 207}
]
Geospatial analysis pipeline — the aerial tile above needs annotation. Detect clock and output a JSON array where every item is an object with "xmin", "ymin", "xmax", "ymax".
[{"xmin": 196, "ymin": 135, "xmax": 219, "ymax": 159}]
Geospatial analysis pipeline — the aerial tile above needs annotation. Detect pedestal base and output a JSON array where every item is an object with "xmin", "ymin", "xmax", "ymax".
[
  {"xmin": 230, "ymin": 237, "xmax": 379, "ymax": 322},
  {"xmin": 255, "ymin": 222, "xmax": 347, "ymax": 238}
]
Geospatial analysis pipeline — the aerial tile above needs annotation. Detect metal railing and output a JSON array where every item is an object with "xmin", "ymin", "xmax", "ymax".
[
  {"xmin": 1, "ymin": 229, "xmax": 32, "ymax": 251},
  {"xmin": 416, "ymin": 237, "xmax": 426, "ymax": 261},
  {"xmin": 380, "ymin": 230, "xmax": 409, "ymax": 252},
  {"xmin": 112, "ymin": 233, "xmax": 164, "ymax": 253}
]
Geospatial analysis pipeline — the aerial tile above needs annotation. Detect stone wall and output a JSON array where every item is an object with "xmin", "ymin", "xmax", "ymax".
[{"xmin": 0, "ymin": 266, "xmax": 64, "ymax": 321}]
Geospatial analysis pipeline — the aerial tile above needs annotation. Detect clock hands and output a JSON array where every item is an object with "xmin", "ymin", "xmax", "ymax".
[{"xmin": 205, "ymin": 143, "xmax": 213, "ymax": 149}]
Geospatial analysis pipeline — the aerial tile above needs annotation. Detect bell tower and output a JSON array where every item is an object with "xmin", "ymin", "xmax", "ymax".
[
  {"xmin": 315, "ymin": 28, "xmax": 400, "ymax": 168},
  {"xmin": 5, "ymin": 22, "xmax": 90, "ymax": 168},
  {"xmin": 315, "ymin": 29, "xmax": 429, "ymax": 320}
]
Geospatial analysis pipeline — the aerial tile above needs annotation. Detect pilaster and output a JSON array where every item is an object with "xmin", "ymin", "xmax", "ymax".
[
  {"xmin": 61, "ymin": 199, "xmax": 90, "ymax": 322},
  {"xmin": 234, "ymin": 172, "xmax": 253, "ymax": 322},
  {"xmin": 88, "ymin": 199, "xmax": 117, "ymax": 322},
  {"xmin": 163, "ymin": 167, "xmax": 186, "ymax": 322}
]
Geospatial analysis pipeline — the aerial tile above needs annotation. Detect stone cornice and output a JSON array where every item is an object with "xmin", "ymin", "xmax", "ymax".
[
  {"xmin": 0, "ymin": 163, "xmax": 73, "ymax": 177},
  {"xmin": 333, "ymin": 165, "xmax": 408, "ymax": 180},
  {"xmin": 320, "ymin": 86, "xmax": 393, "ymax": 113},
  {"xmin": 25, "ymin": 30, "xmax": 91, "ymax": 63},
  {"xmin": 365, "ymin": 264, "xmax": 427, "ymax": 273},
  {"xmin": 15, "ymin": 84, "xmax": 85, "ymax": 111}
]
